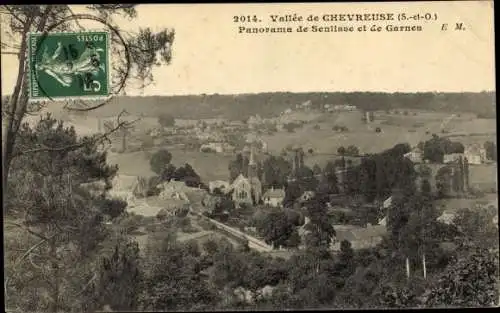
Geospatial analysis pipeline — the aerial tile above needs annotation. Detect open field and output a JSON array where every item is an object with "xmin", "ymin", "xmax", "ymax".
[
  {"xmin": 435, "ymin": 193, "xmax": 497, "ymax": 214},
  {"xmin": 105, "ymin": 108, "xmax": 496, "ymax": 185},
  {"xmin": 469, "ymin": 164, "xmax": 498, "ymax": 192},
  {"xmin": 107, "ymin": 148, "xmax": 232, "ymax": 182},
  {"xmin": 28, "ymin": 105, "xmax": 495, "ymax": 187}
]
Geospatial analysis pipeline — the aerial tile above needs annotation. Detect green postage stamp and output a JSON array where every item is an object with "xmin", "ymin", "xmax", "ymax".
[{"xmin": 28, "ymin": 31, "xmax": 110, "ymax": 101}]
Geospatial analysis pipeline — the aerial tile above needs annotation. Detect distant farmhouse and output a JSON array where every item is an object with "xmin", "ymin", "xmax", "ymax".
[{"xmin": 325, "ymin": 104, "xmax": 357, "ymax": 112}]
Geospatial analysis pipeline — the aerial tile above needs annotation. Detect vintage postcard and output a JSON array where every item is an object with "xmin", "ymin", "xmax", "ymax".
[{"xmin": 1, "ymin": 2, "xmax": 497, "ymax": 312}]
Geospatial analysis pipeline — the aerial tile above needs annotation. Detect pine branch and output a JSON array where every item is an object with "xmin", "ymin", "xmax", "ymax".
[
  {"xmin": 2, "ymin": 5, "xmax": 28, "ymax": 25},
  {"xmin": 12, "ymin": 111, "xmax": 139, "ymax": 158},
  {"xmin": 73, "ymin": 273, "xmax": 98, "ymax": 297},
  {"xmin": 5, "ymin": 221, "xmax": 49, "ymax": 241}
]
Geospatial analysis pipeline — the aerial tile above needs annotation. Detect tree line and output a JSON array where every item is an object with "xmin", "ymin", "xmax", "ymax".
[{"xmin": 69, "ymin": 91, "xmax": 496, "ymax": 121}]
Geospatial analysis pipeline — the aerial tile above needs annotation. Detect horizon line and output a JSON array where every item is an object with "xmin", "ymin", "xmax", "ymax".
[{"xmin": 2, "ymin": 90, "xmax": 496, "ymax": 99}]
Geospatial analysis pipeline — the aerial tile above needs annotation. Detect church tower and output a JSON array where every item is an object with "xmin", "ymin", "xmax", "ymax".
[{"xmin": 248, "ymin": 144, "xmax": 258, "ymax": 179}]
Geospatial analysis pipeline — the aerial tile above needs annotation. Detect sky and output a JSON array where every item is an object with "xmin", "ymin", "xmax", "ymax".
[{"xmin": 1, "ymin": 2, "xmax": 495, "ymax": 96}]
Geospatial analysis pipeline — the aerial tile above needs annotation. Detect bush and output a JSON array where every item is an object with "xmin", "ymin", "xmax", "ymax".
[
  {"xmin": 118, "ymin": 213, "xmax": 144, "ymax": 234},
  {"xmin": 375, "ymin": 127, "xmax": 382, "ymax": 133},
  {"xmin": 199, "ymin": 218, "xmax": 217, "ymax": 231},
  {"xmin": 175, "ymin": 216, "xmax": 197, "ymax": 233},
  {"xmin": 156, "ymin": 208, "xmax": 171, "ymax": 221},
  {"xmin": 200, "ymin": 147, "xmax": 216, "ymax": 153}
]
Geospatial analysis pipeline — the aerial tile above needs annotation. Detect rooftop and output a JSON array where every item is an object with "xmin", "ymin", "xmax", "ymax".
[
  {"xmin": 263, "ymin": 188, "xmax": 286, "ymax": 198},
  {"xmin": 334, "ymin": 224, "xmax": 387, "ymax": 242}
]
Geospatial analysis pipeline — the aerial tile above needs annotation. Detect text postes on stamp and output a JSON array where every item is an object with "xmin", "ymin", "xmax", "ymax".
[{"xmin": 28, "ymin": 31, "xmax": 110, "ymax": 102}]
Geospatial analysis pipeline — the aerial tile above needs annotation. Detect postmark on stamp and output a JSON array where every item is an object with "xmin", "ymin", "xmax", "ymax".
[{"xmin": 28, "ymin": 31, "xmax": 110, "ymax": 102}]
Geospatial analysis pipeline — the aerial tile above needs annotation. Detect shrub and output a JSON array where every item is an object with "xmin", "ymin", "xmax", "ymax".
[
  {"xmin": 118, "ymin": 213, "xmax": 144, "ymax": 234},
  {"xmin": 158, "ymin": 113, "xmax": 175, "ymax": 127},
  {"xmin": 200, "ymin": 147, "xmax": 216, "ymax": 153},
  {"xmin": 149, "ymin": 149, "xmax": 173, "ymax": 175}
]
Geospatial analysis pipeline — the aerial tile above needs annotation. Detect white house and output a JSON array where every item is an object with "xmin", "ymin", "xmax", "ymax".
[
  {"xmin": 404, "ymin": 148, "xmax": 423, "ymax": 163},
  {"xmin": 262, "ymin": 187, "xmax": 285, "ymax": 207},
  {"xmin": 437, "ymin": 211, "xmax": 456, "ymax": 225},
  {"xmin": 443, "ymin": 153, "xmax": 464, "ymax": 164},
  {"xmin": 298, "ymin": 191, "xmax": 316, "ymax": 203},
  {"xmin": 200, "ymin": 143, "xmax": 223, "ymax": 153},
  {"xmin": 465, "ymin": 144, "xmax": 487, "ymax": 165}
]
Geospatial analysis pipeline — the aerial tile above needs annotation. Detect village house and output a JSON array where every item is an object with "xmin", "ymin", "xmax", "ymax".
[
  {"xmin": 296, "ymin": 100, "xmax": 312, "ymax": 110},
  {"xmin": 437, "ymin": 210, "xmax": 456, "ymax": 225},
  {"xmin": 262, "ymin": 187, "xmax": 285, "ymax": 207},
  {"xmin": 157, "ymin": 180, "xmax": 193, "ymax": 201},
  {"xmin": 443, "ymin": 153, "xmax": 464, "ymax": 164},
  {"xmin": 200, "ymin": 142, "xmax": 223, "ymax": 153},
  {"xmin": 330, "ymin": 224, "xmax": 386, "ymax": 251},
  {"xmin": 298, "ymin": 191, "xmax": 316, "ymax": 203},
  {"xmin": 333, "ymin": 104, "xmax": 357, "ymax": 111},
  {"xmin": 377, "ymin": 196, "xmax": 393, "ymax": 226},
  {"xmin": 404, "ymin": 147, "xmax": 423, "ymax": 163},
  {"xmin": 465, "ymin": 144, "xmax": 487, "ymax": 165},
  {"xmin": 247, "ymin": 115, "xmax": 264, "ymax": 129}
]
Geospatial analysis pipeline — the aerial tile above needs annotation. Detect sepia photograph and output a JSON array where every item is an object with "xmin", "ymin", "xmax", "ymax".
[{"xmin": 1, "ymin": 2, "xmax": 498, "ymax": 312}]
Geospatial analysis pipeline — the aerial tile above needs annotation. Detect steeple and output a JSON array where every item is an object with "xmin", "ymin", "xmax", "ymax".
[
  {"xmin": 249, "ymin": 144, "xmax": 256, "ymax": 166},
  {"xmin": 248, "ymin": 144, "xmax": 258, "ymax": 179}
]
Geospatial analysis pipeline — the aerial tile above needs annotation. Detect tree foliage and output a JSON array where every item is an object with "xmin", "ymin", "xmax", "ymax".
[
  {"xmin": 149, "ymin": 149, "xmax": 172, "ymax": 175},
  {"xmin": 422, "ymin": 134, "xmax": 465, "ymax": 163},
  {"xmin": 261, "ymin": 155, "xmax": 291, "ymax": 189},
  {"xmin": 139, "ymin": 232, "xmax": 219, "ymax": 311},
  {"xmin": 4, "ymin": 114, "xmax": 127, "ymax": 312},
  {"xmin": 255, "ymin": 210, "xmax": 299, "ymax": 248},
  {"xmin": 157, "ymin": 113, "xmax": 175, "ymax": 128},
  {"xmin": 421, "ymin": 248, "xmax": 499, "ymax": 307},
  {"xmin": 484, "ymin": 141, "xmax": 497, "ymax": 161}
]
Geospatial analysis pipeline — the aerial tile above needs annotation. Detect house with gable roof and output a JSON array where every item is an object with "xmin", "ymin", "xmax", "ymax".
[{"xmin": 262, "ymin": 187, "xmax": 285, "ymax": 207}]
